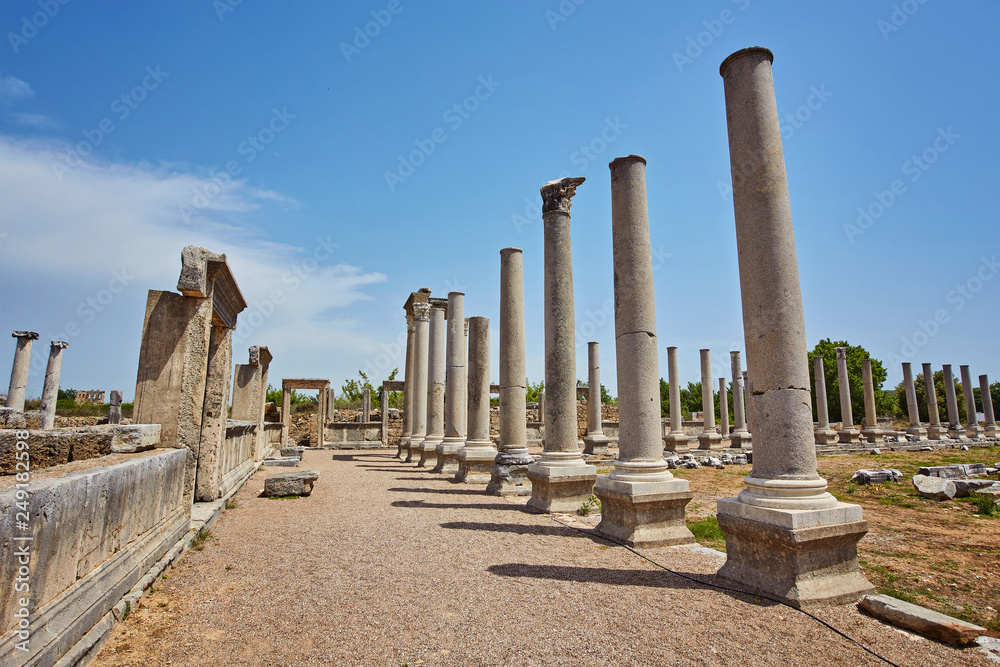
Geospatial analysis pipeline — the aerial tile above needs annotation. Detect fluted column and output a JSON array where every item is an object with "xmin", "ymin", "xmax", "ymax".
[
  {"xmin": 730, "ymin": 351, "xmax": 750, "ymax": 448},
  {"xmin": 979, "ymin": 374, "xmax": 997, "ymax": 438},
  {"xmin": 457, "ymin": 317, "xmax": 496, "ymax": 482},
  {"xmin": 418, "ymin": 302, "xmax": 446, "ymax": 466},
  {"xmin": 6, "ymin": 331, "xmax": 39, "ymax": 412},
  {"xmin": 406, "ymin": 302, "xmax": 430, "ymax": 462},
  {"xmin": 902, "ymin": 362, "xmax": 927, "ymax": 441},
  {"xmin": 697, "ymin": 349, "xmax": 723, "ymax": 450},
  {"xmin": 943, "ymin": 364, "xmax": 963, "ymax": 439},
  {"xmin": 923, "ymin": 363, "xmax": 948, "ymax": 440},
  {"xmin": 960, "ymin": 365, "xmax": 983, "ymax": 439},
  {"xmin": 527, "ymin": 176, "xmax": 596, "ymax": 512},
  {"xmin": 398, "ymin": 314, "xmax": 415, "ymax": 458},
  {"xmin": 860, "ymin": 359, "xmax": 880, "ymax": 442},
  {"xmin": 835, "ymin": 347, "xmax": 861, "ymax": 444},
  {"xmin": 582, "ymin": 342, "xmax": 610, "ymax": 455},
  {"xmin": 39, "ymin": 341, "xmax": 69, "ymax": 429},
  {"xmin": 663, "ymin": 346, "xmax": 691, "ymax": 453},
  {"xmin": 434, "ymin": 292, "xmax": 466, "ymax": 474},
  {"xmin": 813, "ymin": 356, "xmax": 838, "ymax": 445}
]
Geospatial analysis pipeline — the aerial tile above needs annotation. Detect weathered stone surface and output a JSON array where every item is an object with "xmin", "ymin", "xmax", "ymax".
[
  {"xmin": 263, "ymin": 456, "xmax": 300, "ymax": 467},
  {"xmin": 110, "ymin": 424, "xmax": 162, "ymax": 453},
  {"xmin": 850, "ymin": 469, "xmax": 902, "ymax": 485},
  {"xmin": 859, "ymin": 594, "xmax": 985, "ymax": 646},
  {"xmin": 280, "ymin": 446, "xmax": 305, "ymax": 457},
  {"xmin": 912, "ymin": 474, "xmax": 956, "ymax": 500},
  {"xmin": 263, "ymin": 469, "xmax": 319, "ymax": 497},
  {"xmin": 0, "ymin": 407, "xmax": 26, "ymax": 429},
  {"xmin": 0, "ymin": 426, "xmax": 118, "ymax": 473},
  {"xmin": 919, "ymin": 464, "xmax": 988, "ymax": 478},
  {"xmin": 952, "ymin": 478, "xmax": 997, "ymax": 497}
]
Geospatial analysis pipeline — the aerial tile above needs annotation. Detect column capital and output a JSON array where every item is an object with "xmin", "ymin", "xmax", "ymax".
[
  {"xmin": 12, "ymin": 331, "xmax": 39, "ymax": 340},
  {"xmin": 835, "ymin": 346, "xmax": 847, "ymax": 360},
  {"xmin": 50, "ymin": 341, "xmax": 69, "ymax": 349},
  {"xmin": 413, "ymin": 302, "xmax": 430, "ymax": 321},
  {"xmin": 719, "ymin": 45, "xmax": 773, "ymax": 77},
  {"xmin": 540, "ymin": 177, "xmax": 585, "ymax": 215}
]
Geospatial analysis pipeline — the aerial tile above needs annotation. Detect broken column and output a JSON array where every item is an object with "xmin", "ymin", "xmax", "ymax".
[
  {"xmin": 488, "ymin": 248, "xmax": 533, "ymax": 495},
  {"xmin": 960, "ymin": 365, "xmax": 983, "ymax": 439},
  {"xmin": 812, "ymin": 357, "xmax": 838, "ymax": 445},
  {"xmin": 457, "ymin": 316, "xmax": 495, "ymax": 482},
  {"xmin": 527, "ymin": 177, "xmax": 596, "ymax": 512},
  {"xmin": 6, "ymin": 331, "xmax": 39, "ymax": 412},
  {"xmin": 582, "ymin": 341, "xmax": 610, "ymax": 455},
  {"xmin": 979, "ymin": 374, "xmax": 997, "ymax": 438},
  {"xmin": 594, "ymin": 154, "xmax": 693, "ymax": 546},
  {"xmin": 406, "ymin": 302, "xmax": 430, "ymax": 462},
  {"xmin": 730, "ymin": 351, "xmax": 750, "ymax": 448},
  {"xmin": 435, "ymin": 291, "xmax": 466, "ymax": 474},
  {"xmin": 902, "ymin": 362, "xmax": 928, "ymax": 441},
  {"xmin": 418, "ymin": 300, "xmax": 446, "ymax": 466},
  {"xmin": 697, "ymin": 349, "xmax": 723, "ymax": 450},
  {"xmin": 38, "ymin": 341, "xmax": 69, "ymax": 429},
  {"xmin": 943, "ymin": 364, "xmax": 963, "ymax": 439},
  {"xmin": 835, "ymin": 347, "xmax": 862, "ymax": 445},
  {"xmin": 923, "ymin": 362, "xmax": 948, "ymax": 441},
  {"xmin": 860, "ymin": 359, "xmax": 880, "ymax": 443},
  {"xmin": 398, "ymin": 314, "xmax": 414, "ymax": 458},
  {"xmin": 715, "ymin": 46, "xmax": 872, "ymax": 607},
  {"xmin": 108, "ymin": 390, "xmax": 123, "ymax": 425},
  {"xmin": 663, "ymin": 346, "xmax": 690, "ymax": 453}
]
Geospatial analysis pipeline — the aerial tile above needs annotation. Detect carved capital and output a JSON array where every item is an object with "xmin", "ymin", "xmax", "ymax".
[
  {"xmin": 540, "ymin": 176, "xmax": 585, "ymax": 215},
  {"xmin": 413, "ymin": 302, "xmax": 431, "ymax": 321}
]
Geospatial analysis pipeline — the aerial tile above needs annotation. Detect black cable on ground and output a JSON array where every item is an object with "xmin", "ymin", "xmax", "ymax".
[{"xmin": 524, "ymin": 506, "xmax": 903, "ymax": 667}]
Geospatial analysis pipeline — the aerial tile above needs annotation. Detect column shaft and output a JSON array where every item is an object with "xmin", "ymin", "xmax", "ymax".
[
  {"xmin": 861, "ymin": 359, "xmax": 878, "ymax": 436},
  {"xmin": 407, "ymin": 303, "xmax": 430, "ymax": 462},
  {"xmin": 399, "ymin": 315, "xmax": 415, "ymax": 456},
  {"xmin": 942, "ymin": 364, "xmax": 962, "ymax": 438},
  {"xmin": 719, "ymin": 378, "xmax": 729, "ymax": 440},
  {"xmin": 698, "ymin": 349, "xmax": 722, "ymax": 450},
  {"xmin": 960, "ymin": 365, "xmax": 983, "ymax": 439},
  {"xmin": 663, "ymin": 346, "xmax": 690, "ymax": 453},
  {"xmin": 924, "ymin": 362, "xmax": 947, "ymax": 440},
  {"xmin": 835, "ymin": 347, "xmax": 861, "ymax": 444},
  {"xmin": 979, "ymin": 374, "xmax": 997, "ymax": 437},
  {"xmin": 457, "ymin": 317, "xmax": 496, "ymax": 482},
  {"xmin": 39, "ymin": 341, "xmax": 68, "ymax": 429},
  {"xmin": 902, "ymin": 362, "xmax": 927, "ymax": 440},
  {"xmin": 813, "ymin": 357, "xmax": 837, "ymax": 445},
  {"xmin": 435, "ymin": 291, "xmax": 466, "ymax": 473},
  {"xmin": 582, "ymin": 342, "xmax": 609, "ymax": 455},
  {"xmin": 6, "ymin": 332, "xmax": 39, "ymax": 412},
  {"xmin": 418, "ymin": 303, "xmax": 446, "ymax": 466}
]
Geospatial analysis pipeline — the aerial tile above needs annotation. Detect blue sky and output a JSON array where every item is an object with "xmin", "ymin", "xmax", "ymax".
[{"xmin": 0, "ymin": 0, "xmax": 997, "ymax": 401}]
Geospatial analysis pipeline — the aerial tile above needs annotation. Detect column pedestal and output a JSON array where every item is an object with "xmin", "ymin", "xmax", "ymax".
[
  {"xmin": 595, "ymin": 477, "xmax": 693, "ymax": 547},
  {"xmin": 526, "ymin": 457, "xmax": 598, "ymax": 513}
]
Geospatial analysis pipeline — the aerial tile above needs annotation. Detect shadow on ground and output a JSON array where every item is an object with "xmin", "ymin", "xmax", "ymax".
[
  {"xmin": 441, "ymin": 520, "xmax": 598, "ymax": 540},
  {"xmin": 392, "ymin": 500, "xmax": 523, "ymax": 511}
]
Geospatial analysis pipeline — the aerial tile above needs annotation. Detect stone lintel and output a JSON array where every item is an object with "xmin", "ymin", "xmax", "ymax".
[
  {"xmin": 382, "ymin": 380, "xmax": 404, "ymax": 392},
  {"xmin": 428, "ymin": 297, "xmax": 448, "ymax": 319},
  {"xmin": 282, "ymin": 378, "xmax": 331, "ymax": 391},
  {"xmin": 403, "ymin": 288, "xmax": 432, "ymax": 316},
  {"xmin": 176, "ymin": 245, "xmax": 247, "ymax": 329}
]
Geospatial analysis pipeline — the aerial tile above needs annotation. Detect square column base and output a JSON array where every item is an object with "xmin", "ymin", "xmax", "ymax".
[
  {"xmin": 860, "ymin": 428, "xmax": 880, "ymax": 444},
  {"xmin": 947, "ymin": 427, "xmax": 964, "ymax": 440},
  {"xmin": 455, "ymin": 447, "xmax": 497, "ymax": 483},
  {"xmin": 403, "ymin": 438, "xmax": 421, "ymax": 463},
  {"xmin": 926, "ymin": 425, "xmax": 949, "ymax": 441},
  {"xmin": 730, "ymin": 431, "xmax": 751, "ymax": 449},
  {"xmin": 715, "ymin": 498, "xmax": 874, "ymax": 609},
  {"xmin": 526, "ymin": 462, "xmax": 596, "ymax": 513},
  {"xmin": 663, "ymin": 433, "xmax": 691, "ymax": 455},
  {"xmin": 583, "ymin": 434, "xmax": 610, "ymax": 456},
  {"xmin": 966, "ymin": 426, "xmax": 985, "ymax": 440},
  {"xmin": 433, "ymin": 440, "xmax": 463, "ymax": 474},
  {"xmin": 905, "ymin": 426, "xmax": 928, "ymax": 442},
  {"xmin": 984, "ymin": 424, "xmax": 999, "ymax": 438},
  {"xmin": 814, "ymin": 429, "xmax": 838, "ymax": 445},
  {"xmin": 486, "ymin": 452, "xmax": 534, "ymax": 496},
  {"xmin": 837, "ymin": 429, "xmax": 863, "ymax": 445},
  {"xmin": 417, "ymin": 440, "xmax": 440, "ymax": 468},
  {"xmin": 593, "ymin": 477, "xmax": 694, "ymax": 548},
  {"xmin": 697, "ymin": 432, "xmax": 724, "ymax": 451}
]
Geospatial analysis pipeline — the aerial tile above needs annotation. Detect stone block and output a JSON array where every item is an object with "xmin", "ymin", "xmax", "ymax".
[
  {"xmin": 594, "ymin": 477, "xmax": 694, "ymax": 548},
  {"xmin": 952, "ymin": 478, "xmax": 998, "ymax": 498},
  {"xmin": 110, "ymin": 424, "xmax": 161, "ymax": 453},
  {"xmin": 525, "ymin": 463, "xmax": 596, "ymax": 513},
  {"xmin": 912, "ymin": 474, "xmax": 956, "ymax": 500},
  {"xmin": 918, "ymin": 463, "xmax": 988, "ymax": 478},
  {"xmin": 850, "ymin": 469, "xmax": 902, "ymax": 485},
  {"xmin": 280, "ymin": 446, "xmax": 305, "ymax": 457},
  {"xmin": 859, "ymin": 594, "xmax": 985, "ymax": 646},
  {"xmin": 263, "ymin": 457, "xmax": 300, "ymax": 467},
  {"xmin": 486, "ymin": 453, "xmax": 534, "ymax": 496},
  {"xmin": 263, "ymin": 470, "xmax": 319, "ymax": 497}
]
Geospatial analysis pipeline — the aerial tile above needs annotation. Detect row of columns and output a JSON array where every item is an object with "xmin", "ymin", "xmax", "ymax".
[{"xmin": 5, "ymin": 331, "xmax": 70, "ymax": 431}]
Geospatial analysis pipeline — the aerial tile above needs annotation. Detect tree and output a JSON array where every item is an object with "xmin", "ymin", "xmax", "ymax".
[
  {"xmin": 341, "ymin": 368, "xmax": 398, "ymax": 410},
  {"xmin": 57, "ymin": 388, "xmax": 77, "ymax": 401},
  {"xmin": 525, "ymin": 379, "xmax": 544, "ymax": 402},
  {"xmin": 807, "ymin": 340, "xmax": 887, "ymax": 426}
]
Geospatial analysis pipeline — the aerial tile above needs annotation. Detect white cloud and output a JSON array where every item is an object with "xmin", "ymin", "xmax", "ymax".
[
  {"xmin": 0, "ymin": 75, "xmax": 34, "ymax": 102},
  {"xmin": 8, "ymin": 111, "xmax": 62, "ymax": 130}
]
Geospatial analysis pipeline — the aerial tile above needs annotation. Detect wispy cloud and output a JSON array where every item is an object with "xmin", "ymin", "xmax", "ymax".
[
  {"xmin": 0, "ymin": 75, "xmax": 34, "ymax": 102},
  {"xmin": 8, "ymin": 111, "xmax": 62, "ymax": 130}
]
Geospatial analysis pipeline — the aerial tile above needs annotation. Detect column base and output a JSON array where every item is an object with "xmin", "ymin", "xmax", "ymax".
[
  {"xmin": 487, "ymin": 451, "xmax": 534, "ymax": 496},
  {"xmin": 662, "ymin": 432, "xmax": 691, "ymax": 455},
  {"xmin": 715, "ymin": 498, "xmax": 874, "ymax": 609},
  {"xmin": 905, "ymin": 425, "xmax": 928, "ymax": 442},
  {"xmin": 813, "ymin": 429, "xmax": 838, "ymax": 445},
  {"xmin": 417, "ymin": 438, "xmax": 440, "ymax": 467},
  {"xmin": 697, "ymin": 432, "xmax": 723, "ymax": 451},
  {"xmin": 582, "ymin": 433, "xmax": 610, "ymax": 456},
  {"xmin": 984, "ymin": 424, "xmax": 999, "ymax": 439},
  {"xmin": 837, "ymin": 428, "xmax": 863, "ymax": 445},
  {"xmin": 396, "ymin": 436, "xmax": 408, "ymax": 458},
  {"xmin": 966, "ymin": 426, "xmax": 985, "ymax": 440},
  {"xmin": 404, "ymin": 437, "xmax": 422, "ymax": 463},
  {"xmin": 926, "ymin": 425, "xmax": 950, "ymax": 441},
  {"xmin": 730, "ymin": 431, "xmax": 751, "ymax": 449},
  {"xmin": 526, "ymin": 461, "xmax": 597, "ymax": 513},
  {"xmin": 456, "ymin": 446, "xmax": 497, "ymax": 483},
  {"xmin": 860, "ymin": 428, "xmax": 880, "ymax": 444},
  {"xmin": 593, "ymin": 476, "xmax": 694, "ymax": 548},
  {"xmin": 432, "ymin": 438, "xmax": 464, "ymax": 474}
]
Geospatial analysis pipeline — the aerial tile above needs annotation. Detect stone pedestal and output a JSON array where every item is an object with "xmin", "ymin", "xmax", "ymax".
[
  {"xmin": 582, "ymin": 341, "xmax": 610, "ymax": 456},
  {"xmin": 435, "ymin": 292, "xmax": 466, "ymax": 474},
  {"xmin": 663, "ymin": 346, "xmax": 691, "ymax": 454},
  {"xmin": 860, "ymin": 359, "xmax": 880, "ymax": 443},
  {"xmin": 730, "ymin": 351, "xmax": 751, "ymax": 448},
  {"xmin": 6, "ymin": 331, "xmax": 39, "ymax": 412},
  {"xmin": 812, "ymin": 356, "xmax": 838, "ymax": 445},
  {"xmin": 39, "ymin": 341, "xmax": 68, "ymax": 430},
  {"xmin": 457, "ymin": 317, "xmax": 496, "ymax": 483},
  {"xmin": 407, "ymin": 303, "xmax": 430, "ymax": 462},
  {"xmin": 419, "ymin": 301, "xmax": 447, "ymax": 467},
  {"xmin": 979, "ymin": 374, "xmax": 998, "ymax": 439},
  {"xmin": 835, "ymin": 347, "xmax": 862, "ymax": 445},
  {"xmin": 697, "ymin": 349, "xmax": 723, "ymax": 450},
  {"xmin": 902, "ymin": 362, "xmax": 928, "ymax": 441},
  {"xmin": 923, "ymin": 362, "xmax": 948, "ymax": 441},
  {"xmin": 527, "ymin": 177, "xmax": 596, "ymax": 512},
  {"xmin": 715, "ymin": 46, "xmax": 872, "ymax": 608},
  {"xmin": 488, "ymin": 248, "xmax": 534, "ymax": 496},
  {"xmin": 942, "ymin": 364, "xmax": 964, "ymax": 440},
  {"xmin": 960, "ymin": 365, "xmax": 983, "ymax": 440}
]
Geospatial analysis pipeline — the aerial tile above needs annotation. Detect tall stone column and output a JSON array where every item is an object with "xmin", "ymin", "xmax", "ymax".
[
  {"xmin": 527, "ymin": 177, "xmax": 596, "ymax": 512},
  {"xmin": 317, "ymin": 388, "xmax": 327, "ymax": 447},
  {"xmin": 835, "ymin": 347, "xmax": 861, "ymax": 444},
  {"xmin": 419, "ymin": 302, "xmax": 447, "ymax": 466},
  {"xmin": 923, "ymin": 362, "xmax": 948, "ymax": 441},
  {"xmin": 461, "ymin": 318, "xmax": 469, "ymax": 438},
  {"xmin": 743, "ymin": 370, "xmax": 753, "ymax": 433},
  {"xmin": 398, "ymin": 314, "xmax": 415, "ymax": 458},
  {"xmin": 537, "ymin": 391, "xmax": 545, "ymax": 424},
  {"xmin": 109, "ymin": 390, "xmax": 123, "ymax": 425},
  {"xmin": 860, "ymin": 359, "xmax": 880, "ymax": 443},
  {"xmin": 715, "ymin": 46, "xmax": 872, "ymax": 608},
  {"xmin": 457, "ymin": 317, "xmax": 496, "ymax": 482},
  {"xmin": 361, "ymin": 388, "xmax": 371, "ymax": 423},
  {"xmin": 593, "ymin": 154, "xmax": 693, "ymax": 546},
  {"xmin": 39, "ymin": 341, "xmax": 69, "ymax": 429},
  {"xmin": 942, "ymin": 364, "xmax": 963, "ymax": 439},
  {"xmin": 281, "ymin": 384, "xmax": 292, "ymax": 446},
  {"xmin": 718, "ymin": 378, "xmax": 730, "ymax": 442},
  {"xmin": 488, "ymin": 248, "xmax": 533, "ymax": 495},
  {"xmin": 582, "ymin": 342, "xmax": 610, "ymax": 455},
  {"xmin": 960, "ymin": 365, "xmax": 983, "ymax": 439},
  {"xmin": 697, "ymin": 349, "xmax": 723, "ymax": 450},
  {"xmin": 406, "ymin": 302, "xmax": 430, "ymax": 462},
  {"xmin": 979, "ymin": 374, "xmax": 997, "ymax": 438},
  {"xmin": 812, "ymin": 357, "xmax": 838, "ymax": 445},
  {"xmin": 730, "ymin": 351, "xmax": 750, "ymax": 448},
  {"xmin": 663, "ymin": 346, "xmax": 691, "ymax": 454},
  {"xmin": 902, "ymin": 362, "xmax": 927, "ymax": 441},
  {"xmin": 6, "ymin": 331, "xmax": 39, "ymax": 412},
  {"xmin": 435, "ymin": 291, "xmax": 466, "ymax": 474}
]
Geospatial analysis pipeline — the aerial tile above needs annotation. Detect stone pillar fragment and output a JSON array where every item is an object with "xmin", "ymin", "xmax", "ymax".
[
  {"xmin": 419, "ymin": 302, "xmax": 446, "ymax": 467},
  {"xmin": 281, "ymin": 384, "xmax": 292, "ymax": 445},
  {"xmin": 407, "ymin": 302, "xmax": 430, "ymax": 462},
  {"xmin": 662, "ymin": 346, "xmax": 690, "ymax": 453},
  {"xmin": 527, "ymin": 177, "xmax": 596, "ymax": 512},
  {"xmin": 380, "ymin": 385, "xmax": 389, "ymax": 447},
  {"xmin": 697, "ymin": 349, "xmax": 723, "ymax": 450},
  {"xmin": 6, "ymin": 331, "xmax": 39, "ymax": 412},
  {"xmin": 39, "ymin": 341, "xmax": 69, "ymax": 429},
  {"xmin": 714, "ymin": 46, "xmax": 872, "ymax": 608},
  {"xmin": 317, "ymin": 387, "xmax": 327, "ymax": 446},
  {"xmin": 730, "ymin": 351, "xmax": 750, "ymax": 448},
  {"xmin": 923, "ymin": 363, "xmax": 948, "ymax": 440},
  {"xmin": 942, "ymin": 364, "xmax": 963, "ymax": 439},
  {"xmin": 902, "ymin": 363, "xmax": 927, "ymax": 441},
  {"xmin": 457, "ymin": 317, "xmax": 496, "ymax": 482},
  {"xmin": 812, "ymin": 357, "xmax": 838, "ymax": 445},
  {"xmin": 399, "ymin": 314, "xmax": 416, "ymax": 458},
  {"xmin": 979, "ymin": 374, "xmax": 997, "ymax": 438},
  {"xmin": 960, "ymin": 365, "xmax": 983, "ymax": 439},
  {"xmin": 488, "ymin": 248, "xmax": 534, "ymax": 495},
  {"xmin": 362, "ymin": 388, "xmax": 371, "ymax": 423},
  {"xmin": 435, "ymin": 292, "xmax": 467, "ymax": 474},
  {"xmin": 835, "ymin": 348, "xmax": 862, "ymax": 445},
  {"xmin": 718, "ymin": 378, "xmax": 729, "ymax": 442},
  {"xmin": 582, "ymin": 342, "xmax": 610, "ymax": 455},
  {"xmin": 594, "ymin": 155, "xmax": 692, "ymax": 546},
  {"xmin": 860, "ymin": 359, "xmax": 879, "ymax": 443},
  {"xmin": 109, "ymin": 390, "xmax": 123, "ymax": 425}
]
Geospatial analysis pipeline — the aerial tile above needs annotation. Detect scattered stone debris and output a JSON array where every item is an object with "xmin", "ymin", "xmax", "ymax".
[
  {"xmin": 960, "ymin": 444, "xmax": 970, "ymax": 451},
  {"xmin": 732, "ymin": 454, "xmax": 748, "ymax": 465},
  {"xmin": 263, "ymin": 456, "xmax": 300, "ymax": 467},
  {"xmin": 263, "ymin": 470, "xmax": 319, "ymax": 497},
  {"xmin": 952, "ymin": 479, "xmax": 999, "ymax": 498},
  {"xmin": 664, "ymin": 455, "xmax": 680, "ymax": 469},
  {"xmin": 850, "ymin": 469, "xmax": 902, "ymax": 485},
  {"xmin": 912, "ymin": 474, "xmax": 956, "ymax": 500},
  {"xmin": 919, "ymin": 464, "xmax": 988, "ymax": 479},
  {"xmin": 919, "ymin": 445, "xmax": 935, "ymax": 451},
  {"xmin": 280, "ymin": 446, "xmax": 305, "ymax": 457},
  {"xmin": 869, "ymin": 448, "xmax": 881, "ymax": 455},
  {"xmin": 859, "ymin": 594, "xmax": 986, "ymax": 646}
]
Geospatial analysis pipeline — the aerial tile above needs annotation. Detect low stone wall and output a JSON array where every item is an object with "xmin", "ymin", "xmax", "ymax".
[
  {"xmin": 0, "ymin": 424, "xmax": 161, "ymax": 475},
  {"xmin": 324, "ymin": 422, "xmax": 384, "ymax": 449},
  {"xmin": 0, "ymin": 448, "xmax": 189, "ymax": 666},
  {"xmin": 218, "ymin": 421, "xmax": 256, "ymax": 499}
]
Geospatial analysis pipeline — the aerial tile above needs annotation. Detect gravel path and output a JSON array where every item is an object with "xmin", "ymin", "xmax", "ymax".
[{"xmin": 93, "ymin": 450, "xmax": 990, "ymax": 667}]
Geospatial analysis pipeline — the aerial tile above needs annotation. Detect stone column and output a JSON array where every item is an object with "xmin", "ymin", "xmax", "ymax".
[
  {"xmin": 663, "ymin": 346, "xmax": 691, "ymax": 454},
  {"xmin": 380, "ymin": 384, "xmax": 390, "ymax": 447},
  {"xmin": 594, "ymin": 155, "xmax": 693, "ymax": 546},
  {"xmin": 418, "ymin": 302, "xmax": 446, "ymax": 466},
  {"xmin": 537, "ymin": 391, "xmax": 545, "ymax": 424},
  {"xmin": 317, "ymin": 387, "xmax": 326, "ymax": 447},
  {"xmin": 942, "ymin": 364, "xmax": 963, "ymax": 439},
  {"xmin": 6, "ymin": 331, "xmax": 39, "ymax": 412},
  {"xmin": 326, "ymin": 387, "xmax": 336, "ymax": 420},
  {"xmin": 715, "ymin": 46, "xmax": 872, "ymax": 608},
  {"xmin": 406, "ymin": 302, "xmax": 430, "ymax": 462},
  {"xmin": 902, "ymin": 362, "xmax": 927, "ymax": 441},
  {"xmin": 457, "ymin": 317, "xmax": 495, "ymax": 482},
  {"xmin": 281, "ymin": 383, "xmax": 292, "ymax": 446},
  {"xmin": 860, "ymin": 359, "xmax": 880, "ymax": 443},
  {"xmin": 730, "ymin": 351, "xmax": 750, "ymax": 448},
  {"xmin": 923, "ymin": 363, "xmax": 948, "ymax": 441},
  {"xmin": 39, "ymin": 341, "xmax": 69, "ymax": 429},
  {"xmin": 979, "ymin": 374, "xmax": 997, "ymax": 438},
  {"xmin": 812, "ymin": 356, "xmax": 838, "ymax": 445},
  {"xmin": 743, "ymin": 371, "xmax": 753, "ymax": 433},
  {"xmin": 461, "ymin": 318, "xmax": 470, "ymax": 438},
  {"xmin": 435, "ymin": 291, "xmax": 466, "ymax": 474},
  {"xmin": 718, "ymin": 378, "xmax": 730, "ymax": 442},
  {"xmin": 960, "ymin": 365, "xmax": 983, "ymax": 439},
  {"xmin": 582, "ymin": 342, "xmax": 610, "ymax": 455},
  {"xmin": 361, "ymin": 388, "xmax": 371, "ymax": 422},
  {"xmin": 108, "ymin": 390, "xmax": 123, "ymax": 425},
  {"xmin": 835, "ymin": 347, "xmax": 861, "ymax": 444},
  {"xmin": 488, "ymin": 248, "xmax": 533, "ymax": 495},
  {"xmin": 399, "ymin": 314, "xmax": 415, "ymax": 458},
  {"xmin": 527, "ymin": 177, "xmax": 596, "ymax": 512},
  {"xmin": 697, "ymin": 349, "xmax": 723, "ymax": 450}
]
